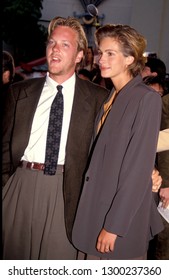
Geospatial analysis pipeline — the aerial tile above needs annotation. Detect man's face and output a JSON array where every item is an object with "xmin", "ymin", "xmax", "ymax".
[
  {"xmin": 141, "ymin": 66, "xmax": 156, "ymax": 78},
  {"xmin": 46, "ymin": 25, "xmax": 83, "ymax": 83}
]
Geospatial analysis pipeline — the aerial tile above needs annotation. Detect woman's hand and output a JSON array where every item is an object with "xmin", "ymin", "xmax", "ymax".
[
  {"xmin": 152, "ymin": 168, "xmax": 162, "ymax": 192},
  {"xmin": 96, "ymin": 228, "xmax": 117, "ymax": 253}
]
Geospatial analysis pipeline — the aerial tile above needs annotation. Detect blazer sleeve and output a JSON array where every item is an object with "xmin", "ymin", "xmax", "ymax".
[
  {"xmin": 2, "ymin": 87, "xmax": 16, "ymax": 186},
  {"xmin": 104, "ymin": 92, "xmax": 162, "ymax": 236}
]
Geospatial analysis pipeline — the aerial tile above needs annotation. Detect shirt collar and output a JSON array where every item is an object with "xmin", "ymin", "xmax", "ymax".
[{"xmin": 46, "ymin": 72, "xmax": 76, "ymax": 91}]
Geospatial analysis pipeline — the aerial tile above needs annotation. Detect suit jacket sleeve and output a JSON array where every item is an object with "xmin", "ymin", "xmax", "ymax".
[
  {"xmin": 157, "ymin": 94, "xmax": 169, "ymax": 188},
  {"xmin": 157, "ymin": 129, "xmax": 169, "ymax": 152},
  {"xmin": 2, "ymin": 87, "xmax": 16, "ymax": 186},
  {"xmin": 2, "ymin": 77, "xmax": 45, "ymax": 187}
]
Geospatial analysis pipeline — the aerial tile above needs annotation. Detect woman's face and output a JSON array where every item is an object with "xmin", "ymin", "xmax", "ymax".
[
  {"xmin": 98, "ymin": 37, "xmax": 132, "ymax": 81},
  {"xmin": 86, "ymin": 48, "xmax": 93, "ymax": 63}
]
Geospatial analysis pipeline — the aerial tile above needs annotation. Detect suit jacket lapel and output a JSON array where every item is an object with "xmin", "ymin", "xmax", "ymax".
[
  {"xmin": 65, "ymin": 76, "xmax": 93, "ymax": 167},
  {"xmin": 12, "ymin": 77, "xmax": 46, "ymax": 167}
]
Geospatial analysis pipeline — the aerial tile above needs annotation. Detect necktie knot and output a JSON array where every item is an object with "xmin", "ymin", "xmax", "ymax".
[{"xmin": 57, "ymin": 85, "xmax": 63, "ymax": 92}]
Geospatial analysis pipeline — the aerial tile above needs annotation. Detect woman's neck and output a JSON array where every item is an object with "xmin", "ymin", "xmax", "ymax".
[{"xmin": 112, "ymin": 73, "xmax": 133, "ymax": 93}]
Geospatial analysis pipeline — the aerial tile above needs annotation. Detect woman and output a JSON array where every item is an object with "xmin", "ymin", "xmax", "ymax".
[
  {"xmin": 72, "ymin": 24, "xmax": 163, "ymax": 259},
  {"xmin": 83, "ymin": 46, "xmax": 95, "ymax": 71}
]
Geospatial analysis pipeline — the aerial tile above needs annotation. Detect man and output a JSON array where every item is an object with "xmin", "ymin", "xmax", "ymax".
[
  {"xmin": 143, "ymin": 75, "xmax": 166, "ymax": 97},
  {"xmin": 2, "ymin": 51, "xmax": 15, "ymax": 86},
  {"xmin": 2, "ymin": 16, "xmax": 108, "ymax": 260},
  {"xmin": 141, "ymin": 56, "xmax": 169, "ymax": 153},
  {"xmin": 141, "ymin": 57, "xmax": 166, "ymax": 80},
  {"xmin": 155, "ymin": 93, "xmax": 169, "ymax": 259},
  {"xmin": 2, "ymin": 51, "xmax": 15, "ymax": 102}
]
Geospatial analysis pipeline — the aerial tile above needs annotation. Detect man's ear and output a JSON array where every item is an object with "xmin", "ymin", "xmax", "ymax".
[
  {"xmin": 76, "ymin": 51, "xmax": 84, "ymax": 63},
  {"xmin": 3, "ymin": 70, "xmax": 10, "ymax": 84},
  {"xmin": 151, "ymin": 72, "xmax": 158, "ymax": 77}
]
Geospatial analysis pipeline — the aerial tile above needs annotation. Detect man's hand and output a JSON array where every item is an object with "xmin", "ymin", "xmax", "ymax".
[
  {"xmin": 159, "ymin": 187, "xmax": 169, "ymax": 208},
  {"xmin": 152, "ymin": 168, "xmax": 162, "ymax": 192},
  {"xmin": 96, "ymin": 228, "xmax": 117, "ymax": 253}
]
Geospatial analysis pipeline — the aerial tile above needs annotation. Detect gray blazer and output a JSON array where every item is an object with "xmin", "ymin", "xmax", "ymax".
[
  {"xmin": 72, "ymin": 75, "xmax": 164, "ymax": 259},
  {"xmin": 2, "ymin": 75, "xmax": 108, "ymax": 241}
]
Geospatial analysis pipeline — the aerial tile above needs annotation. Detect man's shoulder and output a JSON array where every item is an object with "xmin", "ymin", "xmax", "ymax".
[
  {"xmin": 12, "ymin": 76, "xmax": 46, "ymax": 88},
  {"xmin": 8, "ymin": 77, "xmax": 46, "ymax": 101},
  {"xmin": 76, "ymin": 75, "xmax": 109, "ymax": 96},
  {"xmin": 162, "ymin": 93, "xmax": 169, "ymax": 104}
]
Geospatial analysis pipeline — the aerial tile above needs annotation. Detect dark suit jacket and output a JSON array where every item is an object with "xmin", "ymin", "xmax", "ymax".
[
  {"xmin": 158, "ymin": 94, "xmax": 169, "ymax": 188},
  {"xmin": 2, "ymin": 75, "xmax": 108, "ymax": 241},
  {"xmin": 72, "ymin": 75, "xmax": 164, "ymax": 259}
]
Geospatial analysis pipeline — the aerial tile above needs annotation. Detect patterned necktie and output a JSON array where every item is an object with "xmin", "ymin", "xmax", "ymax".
[{"xmin": 44, "ymin": 85, "xmax": 64, "ymax": 175}]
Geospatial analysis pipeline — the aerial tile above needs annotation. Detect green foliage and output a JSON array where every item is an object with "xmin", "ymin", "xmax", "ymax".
[{"xmin": 2, "ymin": 0, "xmax": 47, "ymax": 64}]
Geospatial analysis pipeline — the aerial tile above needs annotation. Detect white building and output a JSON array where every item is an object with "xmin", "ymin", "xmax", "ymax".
[{"xmin": 40, "ymin": 0, "xmax": 169, "ymax": 72}]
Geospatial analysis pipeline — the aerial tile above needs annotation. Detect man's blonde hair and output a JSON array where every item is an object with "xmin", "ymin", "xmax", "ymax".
[{"xmin": 48, "ymin": 16, "xmax": 88, "ymax": 68}]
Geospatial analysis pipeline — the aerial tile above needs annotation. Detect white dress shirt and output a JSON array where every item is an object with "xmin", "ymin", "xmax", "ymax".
[
  {"xmin": 157, "ymin": 129, "xmax": 169, "ymax": 152},
  {"xmin": 21, "ymin": 72, "xmax": 75, "ymax": 164}
]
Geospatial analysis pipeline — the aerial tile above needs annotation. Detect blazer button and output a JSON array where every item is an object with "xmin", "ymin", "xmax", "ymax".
[{"xmin": 86, "ymin": 176, "xmax": 89, "ymax": 181}]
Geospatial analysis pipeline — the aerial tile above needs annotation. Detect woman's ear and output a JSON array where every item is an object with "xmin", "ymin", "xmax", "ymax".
[{"xmin": 126, "ymin": 55, "xmax": 134, "ymax": 66}]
